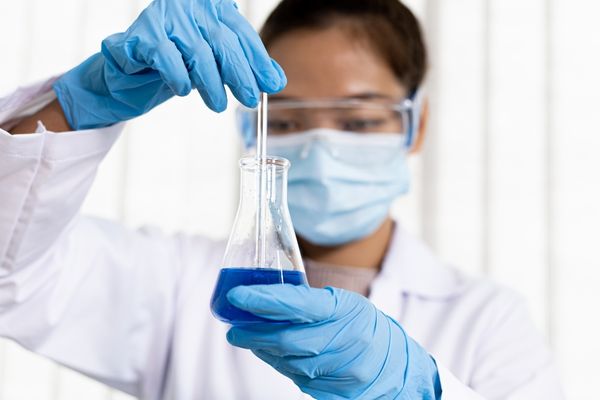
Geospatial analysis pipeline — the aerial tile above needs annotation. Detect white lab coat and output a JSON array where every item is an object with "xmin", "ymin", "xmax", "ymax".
[{"xmin": 0, "ymin": 81, "xmax": 564, "ymax": 400}]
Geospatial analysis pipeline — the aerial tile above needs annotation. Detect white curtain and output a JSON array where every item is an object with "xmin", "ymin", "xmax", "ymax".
[{"xmin": 0, "ymin": 0, "xmax": 598, "ymax": 398}]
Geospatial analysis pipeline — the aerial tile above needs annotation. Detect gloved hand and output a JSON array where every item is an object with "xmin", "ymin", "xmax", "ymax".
[
  {"xmin": 226, "ymin": 284, "xmax": 442, "ymax": 399},
  {"xmin": 53, "ymin": 0, "xmax": 286, "ymax": 130}
]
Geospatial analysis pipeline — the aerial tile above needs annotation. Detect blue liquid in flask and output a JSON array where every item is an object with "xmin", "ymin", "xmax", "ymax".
[{"xmin": 210, "ymin": 267, "xmax": 307, "ymax": 324}]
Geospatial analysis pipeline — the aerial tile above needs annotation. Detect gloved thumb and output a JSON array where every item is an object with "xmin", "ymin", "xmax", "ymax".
[{"xmin": 226, "ymin": 284, "xmax": 337, "ymax": 323}]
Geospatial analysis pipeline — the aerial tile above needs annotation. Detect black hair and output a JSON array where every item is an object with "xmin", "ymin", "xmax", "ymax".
[{"xmin": 261, "ymin": 0, "xmax": 428, "ymax": 92}]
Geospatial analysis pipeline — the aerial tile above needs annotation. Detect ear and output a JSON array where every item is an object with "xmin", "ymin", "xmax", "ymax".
[{"xmin": 409, "ymin": 97, "xmax": 429, "ymax": 154}]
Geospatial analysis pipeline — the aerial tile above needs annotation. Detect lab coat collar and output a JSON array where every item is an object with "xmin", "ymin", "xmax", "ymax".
[{"xmin": 373, "ymin": 222, "xmax": 470, "ymax": 300}]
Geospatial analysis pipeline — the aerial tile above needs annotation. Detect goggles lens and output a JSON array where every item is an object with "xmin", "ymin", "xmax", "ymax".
[
  {"xmin": 267, "ymin": 130, "xmax": 407, "ymax": 167},
  {"xmin": 237, "ymin": 98, "xmax": 416, "ymax": 149}
]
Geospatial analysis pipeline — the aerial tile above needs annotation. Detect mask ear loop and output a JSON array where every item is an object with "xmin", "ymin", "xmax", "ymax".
[
  {"xmin": 407, "ymin": 87, "xmax": 425, "ymax": 151},
  {"xmin": 299, "ymin": 131, "xmax": 321, "ymax": 159},
  {"xmin": 299, "ymin": 142, "xmax": 312, "ymax": 159}
]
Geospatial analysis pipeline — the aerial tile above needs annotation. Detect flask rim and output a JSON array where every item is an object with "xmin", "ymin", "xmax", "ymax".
[{"xmin": 239, "ymin": 156, "xmax": 290, "ymax": 171}]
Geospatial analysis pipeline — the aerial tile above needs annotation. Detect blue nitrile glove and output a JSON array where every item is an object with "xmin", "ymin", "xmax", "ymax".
[
  {"xmin": 226, "ymin": 285, "xmax": 442, "ymax": 399},
  {"xmin": 53, "ymin": 0, "xmax": 286, "ymax": 130}
]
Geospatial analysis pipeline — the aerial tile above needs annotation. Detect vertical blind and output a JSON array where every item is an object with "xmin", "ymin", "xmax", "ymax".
[{"xmin": 0, "ymin": 0, "xmax": 598, "ymax": 398}]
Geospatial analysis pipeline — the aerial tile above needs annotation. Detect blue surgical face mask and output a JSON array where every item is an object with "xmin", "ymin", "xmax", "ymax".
[{"xmin": 267, "ymin": 128, "xmax": 411, "ymax": 246}]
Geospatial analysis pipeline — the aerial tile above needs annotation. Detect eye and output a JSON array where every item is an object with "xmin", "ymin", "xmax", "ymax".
[
  {"xmin": 268, "ymin": 119, "xmax": 301, "ymax": 135},
  {"xmin": 340, "ymin": 118, "xmax": 387, "ymax": 132}
]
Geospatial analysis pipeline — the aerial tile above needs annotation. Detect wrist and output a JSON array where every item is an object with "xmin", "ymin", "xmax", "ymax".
[
  {"xmin": 11, "ymin": 99, "xmax": 71, "ymax": 134},
  {"xmin": 54, "ymin": 49, "xmax": 176, "ymax": 130},
  {"xmin": 53, "ymin": 53, "xmax": 110, "ymax": 130},
  {"xmin": 397, "ymin": 334, "xmax": 441, "ymax": 400}
]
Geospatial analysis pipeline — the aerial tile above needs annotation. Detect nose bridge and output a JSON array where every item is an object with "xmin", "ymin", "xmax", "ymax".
[{"xmin": 305, "ymin": 109, "xmax": 338, "ymax": 130}]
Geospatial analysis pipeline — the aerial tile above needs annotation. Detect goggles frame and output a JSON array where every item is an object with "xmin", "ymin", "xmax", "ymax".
[{"xmin": 236, "ymin": 89, "xmax": 424, "ymax": 150}]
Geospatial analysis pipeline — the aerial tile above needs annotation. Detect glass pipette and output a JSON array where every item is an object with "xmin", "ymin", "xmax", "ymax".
[{"xmin": 255, "ymin": 92, "xmax": 268, "ymax": 268}]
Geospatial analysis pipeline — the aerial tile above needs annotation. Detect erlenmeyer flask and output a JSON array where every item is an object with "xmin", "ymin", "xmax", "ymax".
[{"xmin": 210, "ymin": 156, "xmax": 306, "ymax": 324}]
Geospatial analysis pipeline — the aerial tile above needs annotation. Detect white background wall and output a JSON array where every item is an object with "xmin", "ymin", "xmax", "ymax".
[{"xmin": 0, "ymin": 0, "xmax": 598, "ymax": 398}]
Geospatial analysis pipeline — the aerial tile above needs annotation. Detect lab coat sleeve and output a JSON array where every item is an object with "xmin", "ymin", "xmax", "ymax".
[
  {"xmin": 436, "ymin": 290, "xmax": 564, "ymax": 400},
  {"xmin": 0, "ymin": 82, "xmax": 201, "ymax": 398}
]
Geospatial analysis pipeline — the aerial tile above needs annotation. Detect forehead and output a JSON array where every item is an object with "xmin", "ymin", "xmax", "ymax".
[{"xmin": 267, "ymin": 27, "xmax": 408, "ymax": 100}]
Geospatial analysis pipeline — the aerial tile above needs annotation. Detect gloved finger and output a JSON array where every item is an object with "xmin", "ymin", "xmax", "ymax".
[
  {"xmin": 270, "ymin": 59, "xmax": 288, "ymax": 90},
  {"xmin": 217, "ymin": 1, "xmax": 286, "ymax": 93},
  {"xmin": 170, "ymin": 31, "xmax": 228, "ymax": 112},
  {"xmin": 252, "ymin": 349, "xmax": 312, "ymax": 377},
  {"xmin": 251, "ymin": 350, "xmax": 314, "ymax": 386},
  {"xmin": 227, "ymin": 323, "xmax": 331, "ymax": 356},
  {"xmin": 226, "ymin": 284, "xmax": 337, "ymax": 323},
  {"xmin": 101, "ymin": 33, "xmax": 148, "ymax": 75},
  {"xmin": 253, "ymin": 349, "xmax": 333, "ymax": 379},
  {"xmin": 226, "ymin": 310, "xmax": 363, "ymax": 356},
  {"xmin": 210, "ymin": 26, "xmax": 260, "ymax": 108},
  {"xmin": 140, "ymin": 39, "xmax": 193, "ymax": 97},
  {"xmin": 252, "ymin": 350, "xmax": 358, "ymax": 399}
]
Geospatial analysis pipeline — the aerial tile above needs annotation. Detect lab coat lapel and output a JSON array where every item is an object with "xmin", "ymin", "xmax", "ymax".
[{"xmin": 369, "ymin": 223, "xmax": 469, "ymax": 319}]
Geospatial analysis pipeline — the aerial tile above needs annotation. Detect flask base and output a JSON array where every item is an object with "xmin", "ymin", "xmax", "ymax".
[{"xmin": 210, "ymin": 267, "xmax": 308, "ymax": 324}]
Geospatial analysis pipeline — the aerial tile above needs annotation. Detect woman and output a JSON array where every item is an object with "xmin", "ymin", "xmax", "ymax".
[{"xmin": 0, "ymin": 0, "xmax": 563, "ymax": 398}]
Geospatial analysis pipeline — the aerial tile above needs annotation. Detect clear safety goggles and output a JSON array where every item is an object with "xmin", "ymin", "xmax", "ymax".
[
  {"xmin": 267, "ymin": 128, "xmax": 408, "ymax": 167},
  {"xmin": 236, "ymin": 95, "xmax": 421, "ymax": 150}
]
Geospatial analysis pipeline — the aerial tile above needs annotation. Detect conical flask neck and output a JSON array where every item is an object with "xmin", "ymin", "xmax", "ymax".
[
  {"xmin": 222, "ymin": 156, "xmax": 303, "ymax": 272},
  {"xmin": 238, "ymin": 157, "xmax": 288, "ymax": 210}
]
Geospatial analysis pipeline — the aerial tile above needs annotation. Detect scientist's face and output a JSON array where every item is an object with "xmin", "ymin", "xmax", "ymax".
[
  {"xmin": 267, "ymin": 26, "xmax": 409, "ymax": 121},
  {"xmin": 264, "ymin": 26, "xmax": 416, "ymax": 247}
]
